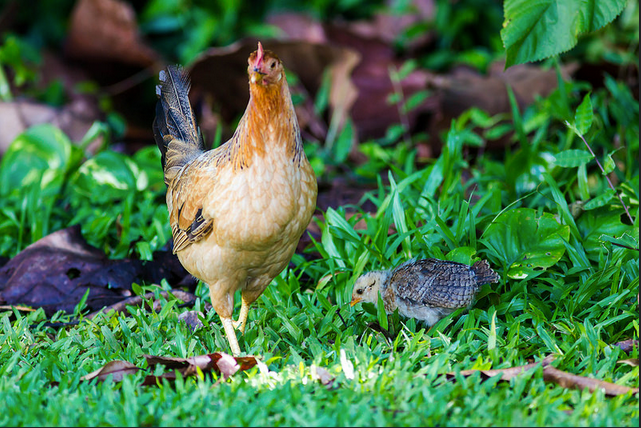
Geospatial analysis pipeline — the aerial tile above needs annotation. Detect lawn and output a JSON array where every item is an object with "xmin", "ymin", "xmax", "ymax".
[{"xmin": 0, "ymin": 0, "xmax": 638, "ymax": 426}]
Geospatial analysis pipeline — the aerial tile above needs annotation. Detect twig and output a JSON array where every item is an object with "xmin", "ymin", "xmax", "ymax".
[{"xmin": 576, "ymin": 132, "xmax": 634, "ymax": 224}]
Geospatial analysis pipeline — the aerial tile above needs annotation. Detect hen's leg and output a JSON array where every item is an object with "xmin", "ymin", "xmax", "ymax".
[
  {"xmin": 232, "ymin": 296, "xmax": 251, "ymax": 333},
  {"xmin": 208, "ymin": 283, "xmax": 241, "ymax": 356},
  {"xmin": 220, "ymin": 316, "xmax": 241, "ymax": 356}
]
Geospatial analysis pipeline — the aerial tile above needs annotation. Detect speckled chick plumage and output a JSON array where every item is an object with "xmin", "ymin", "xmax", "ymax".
[{"xmin": 350, "ymin": 258, "xmax": 500, "ymax": 326}]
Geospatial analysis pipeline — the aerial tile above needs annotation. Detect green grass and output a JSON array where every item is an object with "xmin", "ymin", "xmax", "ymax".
[{"xmin": 0, "ymin": 45, "xmax": 639, "ymax": 428}]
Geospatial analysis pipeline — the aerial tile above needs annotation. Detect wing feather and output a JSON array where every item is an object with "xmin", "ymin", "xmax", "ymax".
[
  {"xmin": 391, "ymin": 259, "xmax": 480, "ymax": 308},
  {"xmin": 167, "ymin": 155, "xmax": 215, "ymax": 254}
]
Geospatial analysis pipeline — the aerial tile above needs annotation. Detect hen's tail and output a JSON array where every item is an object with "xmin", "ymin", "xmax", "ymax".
[
  {"xmin": 472, "ymin": 260, "xmax": 500, "ymax": 286},
  {"xmin": 152, "ymin": 65, "xmax": 204, "ymax": 184}
]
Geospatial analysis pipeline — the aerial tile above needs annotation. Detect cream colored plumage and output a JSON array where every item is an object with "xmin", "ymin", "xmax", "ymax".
[{"xmin": 153, "ymin": 43, "xmax": 317, "ymax": 355}]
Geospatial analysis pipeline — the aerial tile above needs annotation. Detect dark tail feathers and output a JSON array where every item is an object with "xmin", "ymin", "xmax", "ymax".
[
  {"xmin": 472, "ymin": 260, "xmax": 500, "ymax": 285},
  {"xmin": 152, "ymin": 65, "xmax": 204, "ymax": 183}
]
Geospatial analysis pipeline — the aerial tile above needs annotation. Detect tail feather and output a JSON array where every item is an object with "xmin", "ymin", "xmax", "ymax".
[
  {"xmin": 472, "ymin": 260, "xmax": 500, "ymax": 285},
  {"xmin": 153, "ymin": 65, "xmax": 204, "ymax": 184}
]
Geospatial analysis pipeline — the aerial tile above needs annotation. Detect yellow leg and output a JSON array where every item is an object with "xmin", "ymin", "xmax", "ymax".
[
  {"xmin": 232, "ymin": 297, "xmax": 251, "ymax": 334},
  {"xmin": 220, "ymin": 316, "xmax": 241, "ymax": 356}
]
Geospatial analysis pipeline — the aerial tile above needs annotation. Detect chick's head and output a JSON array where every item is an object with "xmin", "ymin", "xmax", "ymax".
[
  {"xmin": 248, "ymin": 41, "xmax": 284, "ymax": 87},
  {"xmin": 350, "ymin": 270, "xmax": 390, "ymax": 307}
]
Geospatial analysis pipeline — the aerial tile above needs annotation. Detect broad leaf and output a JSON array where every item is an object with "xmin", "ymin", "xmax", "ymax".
[
  {"xmin": 574, "ymin": 93, "xmax": 593, "ymax": 135},
  {"xmin": 583, "ymin": 189, "xmax": 615, "ymax": 210},
  {"xmin": 554, "ymin": 149, "xmax": 592, "ymax": 167},
  {"xmin": 501, "ymin": 0, "xmax": 628, "ymax": 68},
  {"xmin": 0, "ymin": 124, "xmax": 73, "ymax": 197},
  {"xmin": 482, "ymin": 208, "xmax": 570, "ymax": 279}
]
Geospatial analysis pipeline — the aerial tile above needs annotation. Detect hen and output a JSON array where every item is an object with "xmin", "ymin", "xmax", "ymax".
[
  {"xmin": 153, "ymin": 42, "xmax": 318, "ymax": 355},
  {"xmin": 350, "ymin": 259, "xmax": 499, "ymax": 326}
]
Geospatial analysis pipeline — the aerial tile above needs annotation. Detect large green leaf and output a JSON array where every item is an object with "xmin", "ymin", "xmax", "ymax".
[
  {"xmin": 501, "ymin": 0, "xmax": 628, "ymax": 68},
  {"xmin": 0, "ymin": 124, "xmax": 73, "ymax": 197},
  {"xmin": 71, "ymin": 151, "xmax": 139, "ymax": 202},
  {"xmin": 482, "ymin": 208, "xmax": 570, "ymax": 279},
  {"xmin": 577, "ymin": 209, "xmax": 634, "ymax": 256}
]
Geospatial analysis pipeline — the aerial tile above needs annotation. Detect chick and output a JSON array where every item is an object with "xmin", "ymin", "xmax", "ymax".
[{"xmin": 350, "ymin": 258, "xmax": 499, "ymax": 326}]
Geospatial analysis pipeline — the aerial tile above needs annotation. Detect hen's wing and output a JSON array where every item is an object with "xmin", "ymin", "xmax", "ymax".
[
  {"xmin": 166, "ymin": 155, "xmax": 215, "ymax": 253},
  {"xmin": 390, "ymin": 259, "xmax": 480, "ymax": 308}
]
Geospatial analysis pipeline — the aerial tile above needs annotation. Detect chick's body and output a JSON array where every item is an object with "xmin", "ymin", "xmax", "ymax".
[
  {"xmin": 154, "ymin": 43, "xmax": 317, "ymax": 355},
  {"xmin": 351, "ymin": 259, "xmax": 499, "ymax": 326}
]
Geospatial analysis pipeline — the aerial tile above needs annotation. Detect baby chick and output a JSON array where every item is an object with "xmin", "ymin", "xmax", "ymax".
[{"xmin": 350, "ymin": 258, "xmax": 499, "ymax": 326}]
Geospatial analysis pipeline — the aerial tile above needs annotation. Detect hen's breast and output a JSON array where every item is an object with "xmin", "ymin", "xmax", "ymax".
[{"xmin": 205, "ymin": 143, "xmax": 316, "ymax": 253}]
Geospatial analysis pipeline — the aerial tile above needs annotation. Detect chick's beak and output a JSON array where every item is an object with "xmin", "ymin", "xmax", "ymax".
[{"xmin": 350, "ymin": 296, "xmax": 362, "ymax": 307}]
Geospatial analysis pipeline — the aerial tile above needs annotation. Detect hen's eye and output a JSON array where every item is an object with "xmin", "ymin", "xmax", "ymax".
[
  {"xmin": 270, "ymin": 61, "xmax": 276, "ymax": 69},
  {"xmin": 356, "ymin": 289, "xmax": 363, "ymax": 295}
]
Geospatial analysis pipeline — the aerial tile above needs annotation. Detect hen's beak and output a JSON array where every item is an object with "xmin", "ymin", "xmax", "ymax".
[{"xmin": 350, "ymin": 297, "xmax": 362, "ymax": 307}]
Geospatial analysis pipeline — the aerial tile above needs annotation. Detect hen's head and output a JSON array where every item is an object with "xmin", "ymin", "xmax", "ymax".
[
  {"xmin": 247, "ymin": 42, "xmax": 284, "ymax": 87},
  {"xmin": 350, "ymin": 270, "xmax": 390, "ymax": 307}
]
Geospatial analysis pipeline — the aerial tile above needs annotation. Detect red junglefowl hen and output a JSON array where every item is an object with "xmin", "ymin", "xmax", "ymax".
[{"xmin": 153, "ymin": 42, "xmax": 318, "ymax": 355}]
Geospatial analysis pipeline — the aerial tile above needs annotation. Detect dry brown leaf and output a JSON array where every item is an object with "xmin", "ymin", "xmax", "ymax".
[
  {"xmin": 0, "ymin": 305, "xmax": 35, "ymax": 312},
  {"xmin": 542, "ymin": 366, "xmax": 639, "ymax": 397},
  {"xmin": 446, "ymin": 356, "xmax": 638, "ymax": 397},
  {"xmin": 144, "ymin": 352, "xmax": 258, "ymax": 378},
  {"xmin": 428, "ymin": 61, "xmax": 579, "ymax": 149},
  {"xmin": 177, "ymin": 310, "xmax": 205, "ymax": 331},
  {"xmin": 213, "ymin": 353, "xmax": 241, "ymax": 380},
  {"xmin": 311, "ymin": 365, "xmax": 335, "ymax": 388},
  {"xmin": 81, "ymin": 360, "xmax": 140, "ymax": 382},
  {"xmin": 65, "ymin": 0, "xmax": 158, "ymax": 67},
  {"xmin": 266, "ymin": 13, "xmax": 327, "ymax": 43},
  {"xmin": 189, "ymin": 39, "xmax": 359, "ymax": 142},
  {"xmin": 447, "ymin": 355, "xmax": 556, "ymax": 381},
  {"xmin": 325, "ymin": 23, "xmax": 436, "ymax": 140},
  {"xmin": 0, "ymin": 225, "xmax": 189, "ymax": 316},
  {"xmin": 615, "ymin": 339, "xmax": 639, "ymax": 353},
  {"xmin": 347, "ymin": 0, "xmax": 434, "ymax": 50},
  {"xmin": 0, "ymin": 100, "xmax": 102, "ymax": 156},
  {"xmin": 617, "ymin": 359, "xmax": 640, "ymax": 367}
]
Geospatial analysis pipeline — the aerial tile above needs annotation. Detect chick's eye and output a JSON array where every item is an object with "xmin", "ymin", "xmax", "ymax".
[{"xmin": 356, "ymin": 289, "xmax": 363, "ymax": 295}]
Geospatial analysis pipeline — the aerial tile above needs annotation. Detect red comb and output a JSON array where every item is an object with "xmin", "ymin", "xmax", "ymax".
[{"xmin": 255, "ymin": 42, "xmax": 264, "ymax": 67}]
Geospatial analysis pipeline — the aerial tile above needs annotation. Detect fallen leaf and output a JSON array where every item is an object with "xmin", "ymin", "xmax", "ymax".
[
  {"xmin": 177, "ymin": 310, "xmax": 205, "ymax": 331},
  {"xmin": 81, "ymin": 360, "xmax": 140, "ymax": 382},
  {"xmin": 0, "ymin": 99, "xmax": 102, "ymax": 156},
  {"xmin": 0, "ymin": 225, "xmax": 190, "ymax": 315},
  {"xmin": 213, "ymin": 353, "xmax": 240, "ymax": 380},
  {"xmin": 189, "ymin": 38, "xmax": 360, "ymax": 142},
  {"xmin": 144, "ymin": 352, "xmax": 258, "ymax": 378},
  {"xmin": 325, "ymin": 22, "xmax": 436, "ymax": 140},
  {"xmin": 615, "ymin": 339, "xmax": 639, "ymax": 353},
  {"xmin": 266, "ymin": 13, "xmax": 327, "ymax": 43},
  {"xmin": 0, "ymin": 305, "xmax": 35, "ymax": 312},
  {"xmin": 65, "ymin": 0, "xmax": 158, "ymax": 67},
  {"xmin": 346, "ymin": 0, "xmax": 434, "ymax": 51},
  {"xmin": 617, "ymin": 359, "xmax": 639, "ymax": 367},
  {"xmin": 447, "ymin": 355, "xmax": 556, "ymax": 381},
  {"xmin": 542, "ymin": 366, "xmax": 639, "ymax": 397},
  {"xmin": 311, "ymin": 365, "xmax": 335, "ymax": 388}
]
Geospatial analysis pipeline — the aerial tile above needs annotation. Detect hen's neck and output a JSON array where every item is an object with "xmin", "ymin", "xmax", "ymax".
[{"xmin": 236, "ymin": 81, "xmax": 300, "ymax": 161}]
